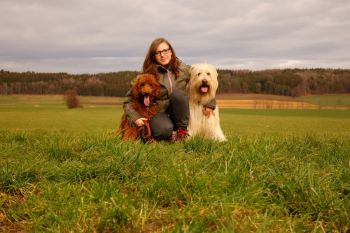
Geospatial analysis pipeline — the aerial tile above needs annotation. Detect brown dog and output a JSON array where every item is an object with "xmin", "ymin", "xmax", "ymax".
[{"xmin": 119, "ymin": 74, "xmax": 160, "ymax": 142}]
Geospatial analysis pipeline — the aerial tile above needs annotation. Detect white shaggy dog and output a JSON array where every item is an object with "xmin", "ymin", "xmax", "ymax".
[{"xmin": 187, "ymin": 64, "xmax": 227, "ymax": 142}]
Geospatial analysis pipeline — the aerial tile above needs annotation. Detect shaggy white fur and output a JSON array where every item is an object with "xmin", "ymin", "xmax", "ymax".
[{"xmin": 187, "ymin": 64, "xmax": 227, "ymax": 142}]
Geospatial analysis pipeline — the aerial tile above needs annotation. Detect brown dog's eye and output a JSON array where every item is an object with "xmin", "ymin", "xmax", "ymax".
[
  {"xmin": 206, "ymin": 72, "xmax": 211, "ymax": 76},
  {"xmin": 197, "ymin": 72, "xmax": 201, "ymax": 76},
  {"xmin": 140, "ymin": 83, "xmax": 145, "ymax": 87}
]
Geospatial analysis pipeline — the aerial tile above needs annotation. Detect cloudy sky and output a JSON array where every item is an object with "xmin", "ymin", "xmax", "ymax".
[{"xmin": 1, "ymin": 0, "xmax": 349, "ymax": 74}]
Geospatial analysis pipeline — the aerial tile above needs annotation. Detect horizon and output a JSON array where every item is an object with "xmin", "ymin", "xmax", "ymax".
[{"xmin": 2, "ymin": 66, "xmax": 350, "ymax": 76}]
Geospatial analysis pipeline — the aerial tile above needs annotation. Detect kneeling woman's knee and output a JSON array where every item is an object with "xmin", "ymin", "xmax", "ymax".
[
  {"xmin": 153, "ymin": 124, "xmax": 173, "ymax": 140},
  {"xmin": 170, "ymin": 90, "xmax": 188, "ymax": 104},
  {"xmin": 151, "ymin": 113, "xmax": 173, "ymax": 140}
]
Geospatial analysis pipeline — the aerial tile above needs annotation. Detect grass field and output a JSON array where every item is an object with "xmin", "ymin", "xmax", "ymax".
[
  {"xmin": 1, "ymin": 95, "xmax": 350, "ymax": 232},
  {"xmin": 299, "ymin": 94, "xmax": 350, "ymax": 107}
]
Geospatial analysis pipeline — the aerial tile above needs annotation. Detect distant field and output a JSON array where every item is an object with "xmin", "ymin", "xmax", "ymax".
[
  {"xmin": 0, "ymin": 94, "xmax": 124, "ymax": 107},
  {"xmin": 299, "ymin": 94, "xmax": 350, "ymax": 107},
  {"xmin": 217, "ymin": 93, "xmax": 350, "ymax": 109},
  {"xmin": 1, "ymin": 95, "xmax": 350, "ymax": 232},
  {"xmin": 217, "ymin": 99, "xmax": 319, "ymax": 109},
  {"xmin": 2, "ymin": 94, "xmax": 349, "ymax": 109},
  {"xmin": 1, "ymin": 95, "xmax": 350, "ymax": 136},
  {"xmin": 217, "ymin": 93, "xmax": 300, "ymax": 100}
]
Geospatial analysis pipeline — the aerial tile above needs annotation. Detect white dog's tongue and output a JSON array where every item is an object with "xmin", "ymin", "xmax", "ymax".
[
  {"xmin": 201, "ymin": 86, "xmax": 208, "ymax": 93},
  {"xmin": 144, "ymin": 96, "xmax": 150, "ymax": 106}
]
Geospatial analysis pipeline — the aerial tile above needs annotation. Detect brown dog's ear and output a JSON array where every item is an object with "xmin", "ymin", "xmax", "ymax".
[{"xmin": 132, "ymin": 76, "xmax": 140, "ymax": 97}]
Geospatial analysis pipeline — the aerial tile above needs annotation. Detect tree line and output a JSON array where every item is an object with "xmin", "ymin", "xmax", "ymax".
[
  {"xmin": 1, "ymin": 68, "xmax": 350, "ymax": 97},
  {"xmin": 217, "ymin": 68, "xmax": 350, "ymax": 96}
]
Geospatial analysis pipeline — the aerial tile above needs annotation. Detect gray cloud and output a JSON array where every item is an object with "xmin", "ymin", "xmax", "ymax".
[{"xmin": 1, "ymin": 0, "xmax": 349, "ymax": 73}]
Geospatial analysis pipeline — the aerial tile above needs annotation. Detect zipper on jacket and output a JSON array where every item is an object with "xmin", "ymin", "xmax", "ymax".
[{"xmin": 167, "ymin": 70, "xmax": 173, "ymax": 93}]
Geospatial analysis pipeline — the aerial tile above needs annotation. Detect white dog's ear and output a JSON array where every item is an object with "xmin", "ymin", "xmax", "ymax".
[
  {"xmin": 189, "ymin": 65, "xmax": 194, "ymax": 74},
  {"xmin": 189, "ymin": 66, "xmax": 194, "ymax": 79},
  {"xmin": 189, "ymin": 65, "xmax": 198, "ymax": 76}
]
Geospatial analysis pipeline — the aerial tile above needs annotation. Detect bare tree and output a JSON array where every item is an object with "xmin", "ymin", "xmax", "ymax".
[{"xmin": 64, "ymin": 89, "xmax": 81, "ymax": 109}]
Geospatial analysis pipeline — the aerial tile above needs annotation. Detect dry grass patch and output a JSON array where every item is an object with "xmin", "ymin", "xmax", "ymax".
[
  {"xmin": 0, "ymin": 192, "xmax": 27, "ymax": 233},
  {"xmin": 216, "ymin": 93, "xmax": 319, "ymax": 109},
  {"xmin": 79, "ymin": 96, "xmax": 124, "ymax": 106},
  {"xmin": 216, "ymin": 93, "xmax": 298, "ymax": 101},
  {"xmin": 217, "ymin": 99, "xmax": 319, "ymax": 109}
]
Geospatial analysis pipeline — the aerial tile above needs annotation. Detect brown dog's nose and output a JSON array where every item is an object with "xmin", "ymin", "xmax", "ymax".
[{"xmin": 202, "ymin": 79, "xmax": 208, "ymax": 85}]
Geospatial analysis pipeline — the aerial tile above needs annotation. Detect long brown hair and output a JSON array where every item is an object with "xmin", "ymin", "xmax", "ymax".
[{"xmin": 142, "ymin": 38, "xmax": 180, "ymax": 79}]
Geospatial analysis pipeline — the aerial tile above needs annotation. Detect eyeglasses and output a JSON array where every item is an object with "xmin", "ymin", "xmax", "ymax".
[{"xmin": 154, "ymin": 48, "xmax": 171, "ymax": 57}]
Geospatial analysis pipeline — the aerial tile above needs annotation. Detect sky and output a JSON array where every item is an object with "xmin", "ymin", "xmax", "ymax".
[{"xmin": 1, "ymin": 0, "xmax": 350, "ymax": 74}]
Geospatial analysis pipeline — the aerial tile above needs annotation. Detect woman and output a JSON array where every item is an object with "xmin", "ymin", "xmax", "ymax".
[{"xmin": 123, "ymin": 38, "xmax": 215, "ymax": 142}]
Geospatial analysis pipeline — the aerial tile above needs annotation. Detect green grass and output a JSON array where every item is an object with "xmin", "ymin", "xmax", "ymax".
[
  {"xmin": 299, "ymin": 94, "xmax": 350, "ymax": 107},
  {"xmin": 220, "ymin": 109, "xmax": 350, "ymax": 136},
  {"xmin": 1, "ymin": 95, "xmax": 350, "ymax": 232},
  {"xmin": 0, "ymin": 107, "xmax": 122, "ymax": 133}
]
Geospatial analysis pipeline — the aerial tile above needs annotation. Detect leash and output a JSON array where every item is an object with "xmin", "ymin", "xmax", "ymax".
[{"xmin": 138, "ymin": 120, "xmax": 152, "ymax": 143}]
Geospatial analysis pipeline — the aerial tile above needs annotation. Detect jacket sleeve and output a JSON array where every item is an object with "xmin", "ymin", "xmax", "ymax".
[
  {"xmin": 122, "ymin": 80, "xmax": 142, "ymax": 124},
  {"xmin": 203, "ymin": 98, "xmax": 216, "ymax": 110}
]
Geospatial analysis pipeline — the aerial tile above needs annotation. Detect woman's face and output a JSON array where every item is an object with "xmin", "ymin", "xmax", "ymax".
[{"xmin": 154, "ymin": 42, "xmax": 172, "ymax": 66}]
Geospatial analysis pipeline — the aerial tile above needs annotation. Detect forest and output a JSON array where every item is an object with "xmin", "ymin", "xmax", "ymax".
[{"xmin": 1, "ymin": 68, "xmax": 350, "ymax": 97}]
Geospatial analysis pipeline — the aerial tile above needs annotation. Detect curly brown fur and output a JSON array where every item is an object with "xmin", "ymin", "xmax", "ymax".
[{"xmin": 119, "ymin": 74, "xmax": 160, "ymax": 141}]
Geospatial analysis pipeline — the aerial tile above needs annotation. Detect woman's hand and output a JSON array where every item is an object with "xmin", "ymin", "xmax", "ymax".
[
  {"xmin": 202, "ymin": 107, "xmax": 214, "ymax": 118},
  {"xmin": 134, "ymin": 118, "xmax": 148, "ymax": 127}
]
